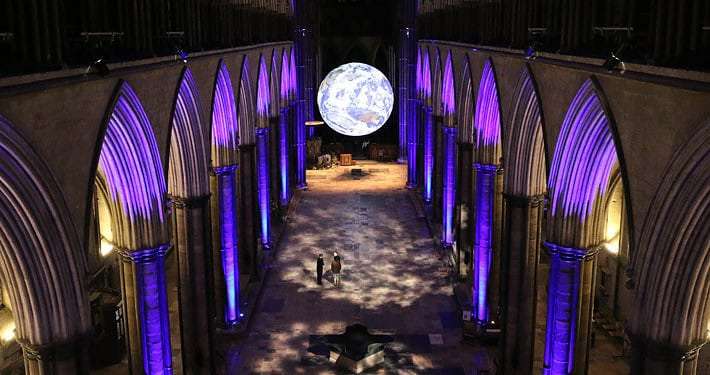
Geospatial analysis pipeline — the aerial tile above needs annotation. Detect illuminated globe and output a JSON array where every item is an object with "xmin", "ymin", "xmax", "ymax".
[{"xmin": 317, "ymin": 63, "xmax": 394, "ymax": 137}]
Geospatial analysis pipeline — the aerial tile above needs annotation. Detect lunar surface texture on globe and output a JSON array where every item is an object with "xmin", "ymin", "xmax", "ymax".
[{"xmin": 317, "ymin": 62, "xmax": 394, "ymax": 137}]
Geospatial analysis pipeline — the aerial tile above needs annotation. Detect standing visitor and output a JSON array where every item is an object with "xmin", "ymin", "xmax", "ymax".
[
  {"xmin": 316, "ymin": 253, "xmax": 324, "ymax": 285},
  {"xmin": 331, "ymin": 252, "xmax": 342, "ymax": 287}
]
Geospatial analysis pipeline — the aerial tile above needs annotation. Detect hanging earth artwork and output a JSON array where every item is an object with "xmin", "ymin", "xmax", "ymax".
[{"xmin": 317, "ymin": 63, "xmax": 394, "ymax": 137}]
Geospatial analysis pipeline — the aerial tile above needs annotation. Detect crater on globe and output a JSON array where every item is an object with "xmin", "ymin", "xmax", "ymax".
[{"xmin": 317, "ymin": 63, "xmax": 394, "ymax": 137}]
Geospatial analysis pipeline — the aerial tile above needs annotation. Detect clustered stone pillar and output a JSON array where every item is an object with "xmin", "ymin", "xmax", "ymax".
[
  {"xmin": 170, "ymin": 195, "xmax": 214, "ymax": 374},
  {"xmin": 441, "ymin": 126, "xmax": 457, "ymax": 245},
  {"xmin": 499, "ymin": 194, "xmax": 544, "ymax": 375},
  {"xmin": 471, "ymin": 163, "xmax": 500, "ymax": 327},
  {"xmin": 455, "ymin": 143, "xmax": 473, "ymax": 278},
  {"xmin": 630, "ymin": 337, "xmax": 705, "ymax": 375},
  {"xmin": 255, "ymin": 127, "xmax": 272, "ymax": 249},
  {"xmin": 279, "ymin": 107, "xmax": 291, "ymax": 205},
  {"xmin": 407, "ymin": 96, "xmax": 419, "ymax": 188},
  {"xmin": 19, "ymin": 337, "xmax": 90, "ymax": 375},
  {"xmin": 293, "ymin": 0, "xmax": 311, "ymax": 188},
  {"xmin": 542, "ymin": 242, "xmax": 598, "ymax": 375},
  {"xmin": 422, "ymin": 106, "xmax": 434, "ymax": 203},
  {"xmin": 210, "ymin": 165, "xmax": 241, "ymax": 328},
  {"xmin": 118, "ymin": 245, "xmax": 173, "ymax": 375}
]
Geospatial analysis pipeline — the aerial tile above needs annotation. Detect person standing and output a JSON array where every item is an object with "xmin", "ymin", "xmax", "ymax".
[
  {"xmin": 316, "ymin": 254, "xmax": 324, "ymax": 285},
  {"xmin": 331, "ymin": 252, "xmax": 342, "ymax": 287}
]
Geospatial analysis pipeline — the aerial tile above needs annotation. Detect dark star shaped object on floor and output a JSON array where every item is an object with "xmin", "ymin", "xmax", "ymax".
[{"xmin": 308, "ymin": 324, "xmax": 393, "ymax": 373}]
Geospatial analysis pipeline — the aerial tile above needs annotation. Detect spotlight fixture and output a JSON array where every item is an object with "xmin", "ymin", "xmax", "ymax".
[
  {"xmin": 175, "ymin": 47, "xmax": 189, "ymax": 63},
  {"xmin": 85, "ymin": 58, "xmax": 110, "ymax": 77},
  {"xmin": 602, "ymin": 52, "xmax": 626, "ymax": 73}
]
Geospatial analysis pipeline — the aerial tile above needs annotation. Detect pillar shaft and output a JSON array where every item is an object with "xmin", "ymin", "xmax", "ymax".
[
  {"xmin": 119, "ymin": 245, "xmax": 173, "ymax": 375},
  {"xmin": 406, "ymin": 98, "xmax": 418, "ymax": 188},
  {"xmin": 472, "ymin": 163, "xmax": 497, "ymax": 323},
  {"xmin": 294, "ymin": 1, "xmax": 310, "ymax": 187},
  {"xmin": 455, "ymin": 143, "xmax": 473, "ymax": 279},
  {"xmin": 211, "ymin": 166, "xmax": 241, "ymax": 327},
  {"xmin": 170, "ymin": 195, "xmax": 215, "ymax": 374},
  {"xmin": 279, "ymin": 107, "xmax": 291, "ymax": 205},
  {"xmin": 433, "ymin": 116, "xmax": 444, "ymax": 219},
  {"xmin": 256, "ymin": 127, "xmax": 272, "ymax": 249},
  {"xmin": 542, "ymin": 242, "xmax": 598, "ymax": 375},
  {"xmin": 422, "ymin": 106, "xmax": 434, "ymax": 203},
  {"xmin": 441, "ymin": 126, "xmax": 457, "ymax": 245},
  {"xmin": 499, "ymin": 194, "xmax": 544, "ymax": 375},
  {"xmin": 630, "ymin": 337, "xmax": 705, "ymax": 375}
]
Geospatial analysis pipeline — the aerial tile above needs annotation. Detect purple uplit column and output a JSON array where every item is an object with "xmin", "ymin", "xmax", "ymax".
[
  {"xmin": 214, "ymin": 166, "xmax": 241, "ymax": 326},
  {"xmin": 441, "ymin": 126, "xmax": 457, "ymax": 245},
  {"xmin": 422, "ymin": 106, "xmax": 434, "ymax": 203},
  {"xmin": 279, "ymin": 107, "xmax": 290, "ymax": 205},
  {"xmin": 472, "ymin": 163, "xmax": 497, "ymax": 323},
  {"xmin": 255, "ymin": 127, "xmax": 272, "ymax": 249},
  {"xmin": 542, "ymin": 242, "xmax": 598, "ymax": 375},
  {"xmin": 120, "ymin": 245, "xmax": 173, "ymax": 375},
  {"xmin": 406, "ymin": 97, "xmax": 419, "ymax": 188},
  {"xmin": 294, "ymin": 0, "xmax": 311, "ymax": 186}
]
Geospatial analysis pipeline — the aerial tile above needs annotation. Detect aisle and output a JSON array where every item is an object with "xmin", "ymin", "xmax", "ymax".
[{"xmin": 229, "ymin": 161, "xmax": 487, "ymax": 374}]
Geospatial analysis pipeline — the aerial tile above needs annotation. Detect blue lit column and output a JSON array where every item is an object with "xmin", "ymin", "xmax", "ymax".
[
  {"xmin": 442, "ymin": 126, "xmax": 457, "ymax": 245},
  {"xmin": 279, "ymin": 107, "xmax": 290, "ymax": 205},
  {"xmin": 422, "ymin": 106, "xmax": 434, "ymax": 203},
  {"xmin": 213, "ymin": 166, "xmax": 241, "ymax": 327},
  {"xmin": 294, "ymin": 0, "xmax": 310, "ymax": 188},
  {"xmin": 542, "ymin": 242, "xmax": 598, "ymax": 375},
  {"xmin": 119, "ymin": 245, "xmax": 173, "ymax": 375},
  {"xmin": 472, "ymin": 163, "xmax": 497, "ymax": 324},
  {"xmin": 407, "ymin": 97, "xmax": 418, "ymax": 188},
  {"xmin": 255, "ymin": 127, "xmax": 272, "ymax": 249}
]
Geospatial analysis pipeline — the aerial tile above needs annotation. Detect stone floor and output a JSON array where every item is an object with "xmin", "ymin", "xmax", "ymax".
[{"xmin": 226, "ymin": 161, "xmax": 490, "ymax": 374}]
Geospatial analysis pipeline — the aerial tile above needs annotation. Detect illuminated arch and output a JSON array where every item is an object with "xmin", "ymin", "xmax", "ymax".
[
  {"xmin": 95, "ymin": 81, "xmax": 168, "ymax": 249},
  {"xmin": 473, "ymin": 58, "xmax": 502, "ymax": 165},
  {"xmin": 431, "ymin": 48, "xmax": 443, "ymax": 117},
  {"xmin": 503, "ymin": 66, "xmax": 547, "ymax": 196},
  {"xmin": 256, "ymin": 54, "xmax": 271, "ymax": 122},
  {"xmin": 547, "ymin": 79, "xmax": 624, "ymax": 248},
  {"xmin": 280, "ymin": 48, "xmax": 291, "ymax": 104},
  {"xmin": 0, "ymin": 115, "xmax": 89, "ymax": 360},
  {"xmin": 420, "ymin": 47, "xmax": 432, "ymax": 104},
  {"xmin": 457, "ymin": 55, "xmax": 475, "ymax": 144},
  {"xmin": 211, "ymin": 61, "xmax": 239, "ymax": 167},
  {"xmin": 441, "ymin": 50, "xmax": 456, "ymax": 124},
  {"xmin": 632, "ymin": 122, "xmax": 710, "ymax": 347},
  {"xmin": 270, "ymin": 49, "xmax": 282, "ymax": 114},
  {"xmin": 168, "ymin": 68, "xmax": 210, "ymax": 199},
  {"xmin": 238, "ymin": 57, "xmax": 256, "ymax": 145}
]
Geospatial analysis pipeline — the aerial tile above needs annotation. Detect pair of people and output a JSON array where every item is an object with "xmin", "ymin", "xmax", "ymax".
[{"xmin": 316, "ymin": 252, "xmax": 342, "ymax": 287}]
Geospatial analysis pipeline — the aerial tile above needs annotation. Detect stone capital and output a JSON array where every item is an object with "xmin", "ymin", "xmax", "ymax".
[
  {"xmin": 544, "ymin": 241, "xmax": 599, "ymax": 262},
  {"xmin": 211, "ymin": 164, "xmax": 238, "ymax": 176},
  {"xmin": 169, "ymin": 194, "xmax": 210, "ymax": 209},
  {"xmin": 116, "ymin": 244, "xmax": 170, "ymax": 264}
]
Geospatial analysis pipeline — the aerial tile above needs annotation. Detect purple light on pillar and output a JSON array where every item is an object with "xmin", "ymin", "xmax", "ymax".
[
  {"xmin": 442, "ymin": 126, "xmax": 457, "ymax": 245},
  {"xmin": 214, "ymin": 165, "xmax": 240, "ymax": 325},
  {"xmin": 278, "ymin": 108, "xmax": 290, "ymax": 205},
  {"xmin": 211, "ymin": 62, "xmax": 240, "ymax": 167},
  {"xmin": 473, "ymin": 60, "xmax": 501, "ymax": 148},
  {"xmin": 441, "ymin": 51, "xmax": 456, "ymax": 116},
  {"xmin": 255, "ymin": 127, "xmax": 272, "ymax": 248},
  {"xmin": 548, "ymin": 80, "xmax": 618, "ymax": 220},
  {"xmin": 421, "ymin": 51, "xmax": 432, "ymax": 101},
  {"xmin": 542, "ymin": 242, "xmax": 595, "ymax": 375},
  {"xmin": 281, "ymin": 50, "xmax": 291, "ymax": 101},
  {"xmin": 124, "ymin": 246, "xmax": 173, "ymax": 375},
  {"xmin": 415, "ymin": 47, "xmax": 423, "ymax": 96},
  {"xmin": 257, "ymin": 55, "xmax": 270, "ymax": 117},
  {"xmin": 294, "ymin": 41, "xmax": 307, "ymax": 189},
  {"xmin": 422, "ymin": 106, "xmax": 434, "ymax": 202},
  {"xmin": 472, "ymin": 163, "xmax": 497, "ymax": 322}
]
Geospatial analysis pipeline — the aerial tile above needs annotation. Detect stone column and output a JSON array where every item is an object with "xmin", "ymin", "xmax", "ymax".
[
  {"xmin": 269, "ymin": 117, "xmax": 280, "ymax": 208},
  {"xmin": 19, "ymin": 336, "xmax": 90, "ymax": 375},
  {"xmin": 239, "ymin": 145, "xmax": 259, "ymax": 277},
  {"xmin": 406, "ymin": 97, "xmax": 419, "ymax": 188},
  {"xmin": 279, "ymin": 107, "xmax": 291, "ymax": 205},
  {"xmin": 256, "ymin": 127, "xmax": 272, "ymax": 249},
  {"xmin": 294, "ymin": 0, "xmax": 310, "ymax": 188},
  {"xmin": 472, "ymin": 163, "xmax": 498, "ymax": 326},
  {"xmin": 210, "ymin": 166, "xmax": 241, "ymax": 328},
  {"xmin": 630, "ymin": 336, "xmax": 705, "ymax": 375},
  {"xmin": 422, "ymin": 106, "xmax": 434, "ymax": 203},
  {"xmin": 542, "ymin": 242, "xmax": 598, "ymax": 375},
  {"xmin": 455, "ymin": 143, "xmax": 473, "ymax": 278},
  {"xmin": 433, "ymin": 116, "xmax": 444, "ymax": 220},
  {"xmin": 398, "ymin": 2, "xmax": 416, "ymax": 163},
  {"xmin": 170, "ymin": 195, "xmax": 215, "ymax": 374},
  {"xmin": 441, "ymin": 126, "xmax": 457, "ymax": 246},
  {"xmin": 118, "ymin": 245, "xmax": 173, "ymax": 375},
  {"xmin": 499, "ymin": 194, "xmax": 544, "ymax": 375}
]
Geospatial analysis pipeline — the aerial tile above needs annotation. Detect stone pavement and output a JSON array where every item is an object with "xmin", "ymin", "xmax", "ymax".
[{"xmin": 226, "ymin": 161, "xmax": 490, "ymax": 374}]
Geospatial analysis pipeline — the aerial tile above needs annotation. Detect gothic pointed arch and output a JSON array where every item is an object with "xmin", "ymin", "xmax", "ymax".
[
  {"xmin": 420, "ymin": 47, "xmax": 432, "ymax": 104},
  {"xmin": 257, "ymin": 53, "xmax": 271, "ymax": 125},
  {"xmin": 503, "ymin": 65, "xmax": 547, "ymax": 196},
  {"xmin": 431, "ymin": 48, "xmax": 443, "ymax": 117},
  {"xmin": 458, "ymin": 55, "xmax": 474, "ymax": 144},
  {"xmin": 632, "ymin": 122, "xmax": 710, "ymax": 348},
  {"xmin": 211, "ymin": 60, "xmax": 239, "ymax": 168},
  {"xmin": 0, "ymin": 114, "xmax": 90, "ymax": 366},
  {"xmin": 280, "ymin": 48, "xmax": 292, "ymax": 105},
  {"xmin": 238, "ymin": 57, "xmax": 256, "ymax": 144},
  {"xmin": 547, "ymin": 78, "xmax": 629, "ymax": 248},
  {"xmin": 94, "ymin": 81, "xmax": 169, "ymax": 250},
  {"xmin": 270, "ymin": 49, "xmax": 282, "ymax": 115},
  {"xmin": 473, "ymin": 58, "xmax": 502, "ymax": 165},
  {"xmin": 441, "ymin": 50, "xmax": 456, "ymax": 126},
  {"xmin": 168, "ymin": 68, "xmax": 210, "ymax": 200}
]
